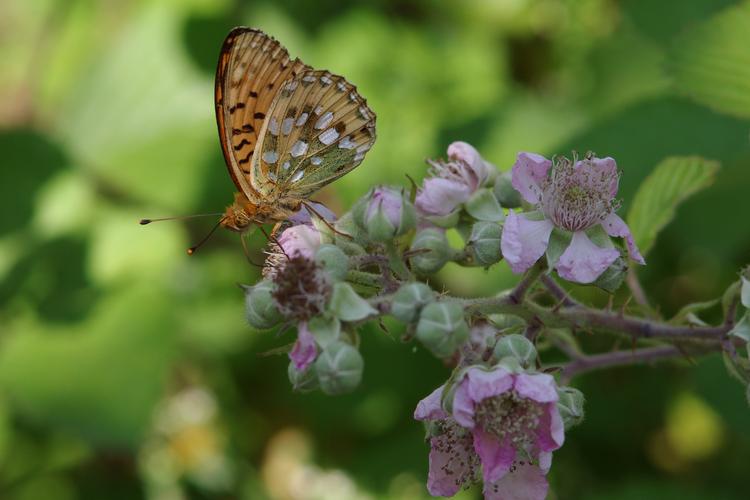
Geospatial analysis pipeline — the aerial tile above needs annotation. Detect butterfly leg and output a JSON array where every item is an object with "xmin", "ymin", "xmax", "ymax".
[
  {"xmin": 259, "ymin": 225, "xmax": 290, "ymax": 259},
  {"xmin": 301, "ymin": 200, "xmax": 352, "ymax": 240},
  {"xmin": 240, "ymin": 232, "xmax": 265, "ymax": 268}
]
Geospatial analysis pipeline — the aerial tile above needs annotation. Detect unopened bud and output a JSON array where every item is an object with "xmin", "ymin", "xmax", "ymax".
[
  {"xmin": 557, "ymin": 386, "xmax": 585, "ymax": 429},
  {"xmin": 354, "ymin": 186, "xmax": 416, "ymax": 242},
  {"xmin": 244, "ymin": 280, "xmax": 282, "ymax": 329},
  {"xmin": 391, "ymin": 282, "xmax": 436, "ymax": 323},
  {"xmin": 410, "ymin": 228, "xmax": 450, "ymax": 274},
  {"xmin": 469, "ymin": 221, "xmax": 503, "ymax": 266},
  {"xmin": 315, "ymin": 341, "xmax": 364, "ymax": 395},
  {"xmin": 416, "ymin": 302, "xmax": 469, "ymax": 358},
  {"xmin": 493, "ymin": 334, "xmax": 537, "ymax": 368}
]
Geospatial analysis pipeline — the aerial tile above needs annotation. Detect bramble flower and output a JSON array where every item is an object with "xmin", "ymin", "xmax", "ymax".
[
  {"xmin": 501, "ymin": 152, "xmax": 645, "ymax": 283},
  {"xmin": 414, "ymin": 366, "xmax": 564, "ymax": 499},
  {"xmin": 416, "ymin": 141, "xmax": 494, "ymax": 216}
]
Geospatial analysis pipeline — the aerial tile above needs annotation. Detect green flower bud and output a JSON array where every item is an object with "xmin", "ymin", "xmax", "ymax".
[
  {"xmin": 315, "ymin": 341, "xmax": 364, "ymax": 395},
  {"xmin": 740, "ymin": 267, "xmax": 750, "ymax": 308},
  {"xmin": 391, "ymin": 282, "xmax": 436, "ymax": 323},
  {"xmin": 465, "ymin": 188, "xmax": 505, "ymax": 222},
  {"xmin": 244, "ymin": 280, "xmax": 282, "ymax": 329},
  {"xmin": 315, "ymin": 244, "xmax": 349, "ymax": 281},
  {"xmin": 410, "ymin": 228, "xmax": 450, "ymax": 274},
  {"xmin": 469, "ymin": 221, "xmax": 503, "ymax": 266},
  {"xmin": 493, "ymin": 171, "xmax": 522, "ymax": 208},
  {"xmin": 557, "ymin": 386, "xmax": 585, "ymax": 430},
  {"xmin": 416, "ymin": 302, "xmax": 469, "ymax": 358},
  {"xmin": 288, "ymin": 362, "xmax": 319, "ymax": 393},
  {"xmin": 353, "ymin": 186, "xmax": 416, "ymax": 242},
  {"xmin": 493, "ymin": 334, "xmax": 537, "ymax": 368}
]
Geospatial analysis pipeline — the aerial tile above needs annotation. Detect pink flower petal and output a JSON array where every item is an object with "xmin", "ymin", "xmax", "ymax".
[
  {"xmin": 511, "ymin": 152, "xmax": 552, "ymax": 204},
  {"xmin": 484, "ymin": 462, "xmax": 549, "ymax": 500},
  {"xmin": 289, "ymin": 323, "xmax": 317, "ymax": 371},
  {"xmin": 473, "ymin": 428, "xmax": 515, "ymax": 484},
  {"xmin": 575, "ymin": 156, "xmax": 619, "ymax": 198},
  {"xmin": 601, "ymin": 213, "xmax": 646, "ymax": 265},
  {"xmin": 448, "ymin": 141, "xmax": 491, "ymax": 190},
  {"xmin": 414, "ymin": 385, "xmax": 448, "ymax": 421},
  {"xmin": 501, "ymin": 211, "xmax": 554, "ymax": 274},
  {"xmin": 555, "ymin": 231, "xmax": 619, "ymax": 284},
  {"xmin": 415, "ymin": 177, "xmax": 471, "ymax": 216},
  {"xmin": 427, "ymin": 433, "xmax": 473, "ymax": 496},
  {"xmin": 513, "ymin": 373, "xmax": 559, "ymax": 403},
  {"xmin": 534, "ymin": 404, "xmax": 565, "ymax": 456},
  {"xmin": 278, "ymin": 224, "xmax": 321, "ymax": 259},
  {"xmin": 453, "ymin": 367, "xmax": 514, "ymax": 428}
]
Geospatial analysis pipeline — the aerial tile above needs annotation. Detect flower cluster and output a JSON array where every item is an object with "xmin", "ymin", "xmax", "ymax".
[{"xmin": 231, "ymin": 140, "xmax": 750, "ymax": 500}]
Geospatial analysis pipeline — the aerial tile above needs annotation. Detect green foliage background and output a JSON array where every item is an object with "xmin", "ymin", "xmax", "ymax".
[{"xmin": 1, "ymin": 0, "xmax": 749, "ymax": 498}]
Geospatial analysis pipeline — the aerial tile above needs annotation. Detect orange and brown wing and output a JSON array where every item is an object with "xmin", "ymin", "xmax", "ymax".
[{"xmin": 214, "ymin": 27, "xmax": 309, "ymax": 200}]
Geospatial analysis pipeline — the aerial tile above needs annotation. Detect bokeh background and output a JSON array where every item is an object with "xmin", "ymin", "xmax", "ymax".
[{"xmin": 2, "ymin": 0, "xmax": 750, "ymax": 498}]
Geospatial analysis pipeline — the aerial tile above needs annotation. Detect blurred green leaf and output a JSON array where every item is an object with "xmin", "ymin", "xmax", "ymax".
[
  {"xmin": 0, "ymin": 286, "xmax": 177, "ymax": 447},
  {"xmin": 668, "ymin": 1, "xmax": 750, "ymax": 119},
  {"xmin": 626, "ymin": 156, "xmax": 719, "ymax": 257}
]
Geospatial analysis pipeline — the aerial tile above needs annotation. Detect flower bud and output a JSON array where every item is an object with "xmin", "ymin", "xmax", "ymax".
[
  {"xmin": 493, "ymin": 334, "xmax": 537, "ymax": 368},
  {"xmin": 493, "ymin": 171, "xmax": 522, "ymax": 208},
  {"xmin": 288, "ymin": 362, "xmax": 319, "ymax": 393},
  {"xmin": 468, "ymin": 221, "xmax": 502, "ymax": 266},
  {"xmin": 391, "ymin": 282, "xmax": 435, "ymax": 323},
  {"xmin": 557, "ymin": 386, "xmax": 585, "ymax": 429},
  {"xmin": 307, "ymin": 315, "xmax": 341, "ymax": 348},
  {"xmin": 354, "ymin": 186, "xmax": 416, "ymax": 242},
  {"xmin": 315, "ymin": 341, "xmax": 364, "ymax": 395},
  {"xmin": 416, "ymin": 302, "xmax": 469, "ymax": 358},
  {"xmin": 244, "ymin": 280, "xmax": 282, "ymax": 329},
  {"xmin": 465, "ymin": 188, "xmax": 505, "ymax": 222},
  {"xmin": 409, "ymin": 228, "xmax": 450, "ymax": 274},
  {"xmin": 741, "ymin": 266, "xmax": 750, "ymax": 309},
  {"xmin": 315, "ymin": 244, "xmax": 349, "ymax": 281}
]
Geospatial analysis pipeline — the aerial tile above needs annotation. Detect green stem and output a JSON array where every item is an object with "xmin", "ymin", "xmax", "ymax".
[
  {"xmin": 346, "ymin": 270, "xmax": 382, "ymax": 289},
  {"xmin": 385, "ymin": 242, "xmax": 411, "ymax": 281}
]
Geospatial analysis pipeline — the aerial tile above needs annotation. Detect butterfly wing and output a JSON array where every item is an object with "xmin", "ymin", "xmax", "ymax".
[
  {"xmin": 215, "ymin": 27, "xmax": 309, "ymax": 201},
  {"xmin": 250, "ymin": 69, "xmax": 377, "ymax": 201}
]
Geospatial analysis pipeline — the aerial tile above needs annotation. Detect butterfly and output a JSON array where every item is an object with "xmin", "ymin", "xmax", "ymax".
[{"xmin": 214, "ymin": 27, "xmax": 377, "ymax": 233}]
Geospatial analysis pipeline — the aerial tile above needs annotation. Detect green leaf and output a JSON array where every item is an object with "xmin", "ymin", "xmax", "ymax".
[
  {"xmin": 668, "ymin": 1, "xmax": 750, "ymax": 118},
  {"xmin": 627, "ymin": 156, "xmax": 719, "ymax": 256}
]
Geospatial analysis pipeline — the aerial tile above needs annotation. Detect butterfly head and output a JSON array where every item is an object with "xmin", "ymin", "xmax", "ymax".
[{"xmin": 221, "ymin": 192, "xmax": 258, "ymax": 232}]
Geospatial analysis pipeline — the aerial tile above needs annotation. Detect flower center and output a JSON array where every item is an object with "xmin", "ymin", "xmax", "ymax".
[
  {"xmin": 433, "ymin": 419, "xmax": 481, "ymax": 490},
  {"xmin": 540, "ymin": 155, "xmax": 620, "ymax": 232},
  {"xmin": 474, "ymin": 391, "xmax": 544, "ymax": 451},
  {"xmin": 271, "ymin": 255, "xmax": 331, "ymax": 320}
]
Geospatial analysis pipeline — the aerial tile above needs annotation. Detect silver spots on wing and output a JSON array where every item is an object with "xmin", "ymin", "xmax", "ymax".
[
  {"xmin": 291, "ymin": 170, "xmax": 305, "ymax": 182},
  {"xmin": 281, "ymin": 117, "xmax": 294, "ymax": 135},
  {"xmin": 263, "ymin": 150, "xmax": 278, "ymax": 164},
  {"xmin": 269, "ymin": 117, "xmax": 279, "ymax": 136},
  {"xmin": 311, "ymin": 157, "xmax": 323, "ymax": 165},
  {"xmin": 320, "ymin": 74, "xmax": 333, "ymax": 86},
  {"xmin": 315, "ymin": 111, "xmax": 334, "ymax": 130},
  {"xmin": 296, "ymin": 112, "xmax": 309, "ymax": 126},
  {"xmin": 282, "ymin": 160, "xmax": 291, "ymax": 170},
  {"xmin": 339, "ymin": 136, "xmax": 356, "ymax": 149},
  {"xmin": 291, "ymin": 140, "xmax": 308, "ymax": 158},
  {"xmin": 319, "ymin": 128, "xmax": 339, "ymax": 145}
]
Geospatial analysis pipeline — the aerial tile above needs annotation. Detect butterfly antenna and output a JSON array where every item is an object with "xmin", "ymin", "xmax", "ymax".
[
  {"xmin": 139, "ymin": 213, "xmax": 224, "ymax": 225},
  {"xmin": 187, "ymin": 217, "xmax": 226, "ymax": 255}
]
